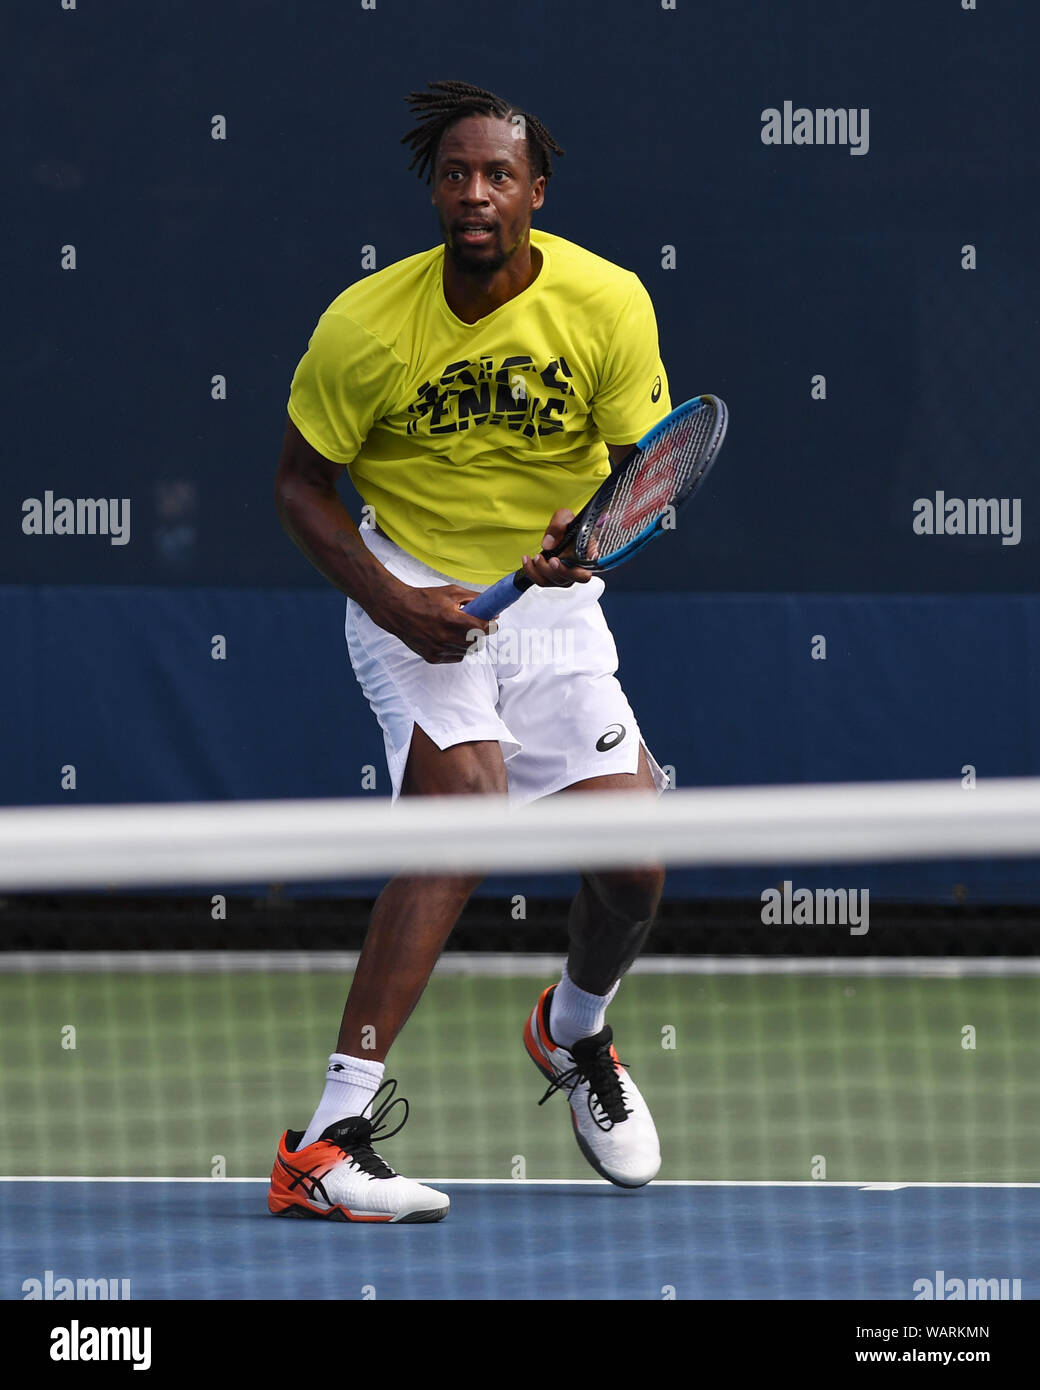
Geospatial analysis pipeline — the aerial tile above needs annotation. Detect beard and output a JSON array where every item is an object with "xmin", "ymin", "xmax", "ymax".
[{"xmin": 445, "ymin": 234, "xmax": 509, "ymax": 276}]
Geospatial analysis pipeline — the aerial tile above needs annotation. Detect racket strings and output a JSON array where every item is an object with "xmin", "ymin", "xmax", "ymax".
[{"xmin": 587, "ymin": 403, "xmax": 719, "ymax": 560}]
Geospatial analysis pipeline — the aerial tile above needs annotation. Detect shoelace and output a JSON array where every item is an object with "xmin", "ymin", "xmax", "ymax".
[
  {"xmin": 322, "ymin": 1078, "xmax": 410, "ymax": 1179},
  {"xmin": 538, "ymin": 1043, "xmax": 632, "ymax": 1132}
]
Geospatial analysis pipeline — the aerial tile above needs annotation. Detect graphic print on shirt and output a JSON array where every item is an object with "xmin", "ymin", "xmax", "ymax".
[{"xmin": 406, "ymin": 354, "xmax": 577, "ymax": 438}]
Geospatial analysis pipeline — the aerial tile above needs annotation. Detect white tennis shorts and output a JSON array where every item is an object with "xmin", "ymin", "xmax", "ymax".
[{"xmin": 344, "ymin": 526, "xmax": 668, "ymax": 805}]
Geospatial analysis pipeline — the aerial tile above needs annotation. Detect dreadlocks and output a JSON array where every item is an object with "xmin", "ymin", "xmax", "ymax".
[{"xmin": 401, "ymin": 80, "xmax": 565, "ymax": 185}]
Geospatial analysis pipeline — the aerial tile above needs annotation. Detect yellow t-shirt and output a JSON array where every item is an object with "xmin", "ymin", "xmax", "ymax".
[{"xmin": 287, "ymin": 228, "xmax": 671, "ymax": 584}]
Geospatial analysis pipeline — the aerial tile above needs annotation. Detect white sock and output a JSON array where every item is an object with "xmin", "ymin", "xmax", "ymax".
[
  {"xmin": 297, "ymin": 1054, "xmax": 385, "ymax": 1149},
  {"xmin": 549, "ymin": 967, "xmax": 620, "ymax": 1049}
]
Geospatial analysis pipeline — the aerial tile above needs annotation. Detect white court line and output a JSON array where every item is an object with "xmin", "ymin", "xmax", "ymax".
[
  {"xmin": 1, "ymin": 1177, "xmax": 1038, "ymax": 1188},
  {"xmin": 1, "ymin": 952, "xmax": 1038, "ymax": 977}
]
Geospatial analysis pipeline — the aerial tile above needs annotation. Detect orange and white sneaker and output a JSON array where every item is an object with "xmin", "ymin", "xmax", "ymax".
[
  {"xmin": 524, "ymin": 985, "xmax": 661, "ymax": 1189},
  {"xmin": 267, "ymin": 1080, "xmax": 449, "ymax": 1224}
]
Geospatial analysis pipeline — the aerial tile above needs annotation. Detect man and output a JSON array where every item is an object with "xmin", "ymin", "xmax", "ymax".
[{"xmin": 269, "ymin": 81, "xmax": 669, "ymax": 1224}]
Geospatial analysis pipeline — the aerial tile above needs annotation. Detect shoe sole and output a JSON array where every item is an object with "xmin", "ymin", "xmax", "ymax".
[
  {"xmin": 524, "ymin": 1006, "xmax": 655, "ymax": 1191},
  {"xmin": 268, "ymin": 1196, "xmax": 449, "ymax": 1224}
]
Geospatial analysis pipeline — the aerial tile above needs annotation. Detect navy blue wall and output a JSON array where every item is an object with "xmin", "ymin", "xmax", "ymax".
[
  {"xmin": 3, "ymin": 586, "xmax": 1038, "ymax": 903},
  {"xmin": 8, "ymin": 0, "xmax": 1038, "ymax": 591},
  {"xmin": 6, "ymin": 2, "xmax": 1038, "ymax": 901}
]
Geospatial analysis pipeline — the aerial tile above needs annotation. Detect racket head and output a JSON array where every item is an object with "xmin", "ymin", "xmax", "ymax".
[{"xmin": 571, "ymin": 394, "xmax": 728, "ymax": 571}]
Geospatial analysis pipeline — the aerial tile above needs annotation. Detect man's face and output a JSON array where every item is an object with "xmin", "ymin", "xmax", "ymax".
[{"xmin": 432, "ymin": 114, "xmax": 546, "ymax": 275}]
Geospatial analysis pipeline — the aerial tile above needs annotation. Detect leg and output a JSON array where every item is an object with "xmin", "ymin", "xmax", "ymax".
[
  {"xmin": 560, "ymin": 747, "xmax": 666, "ymax": 995},
  {"xmin": 522, "ymin": 746, "xmax": 665, "ymax": 1188},
  {"xmin": 334, "ymin": 725, "xmax": 506, "ymax": 1061},
  {"xmin": 495, "ymin": 582, "xmax": 665, "ymax": 1186},
  {"xmin": 270, "ymin": 723, "xmax": 501, "ymax": 1220}
]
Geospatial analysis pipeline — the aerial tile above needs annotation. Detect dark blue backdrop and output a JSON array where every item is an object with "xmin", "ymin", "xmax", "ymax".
[
  {"xmin": 3, "ymin": 583, "xmax": 1038, "ymax": 903},
  {"xmin": 5, "ymin": 1, "xmax": 1039, "ymax": 901}
]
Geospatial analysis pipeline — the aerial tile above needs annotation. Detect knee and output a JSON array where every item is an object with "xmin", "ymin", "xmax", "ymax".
[
  {"xmin": 589, "ymin": 865, "xmax": 665, "ymax": 924},
  {"xmin": 435, "ymin": 873, "xmax": 485, "ymax": 910},
  {"xmin": 394, "ymin": 871, "xmax": 484, "ymax": 912}
]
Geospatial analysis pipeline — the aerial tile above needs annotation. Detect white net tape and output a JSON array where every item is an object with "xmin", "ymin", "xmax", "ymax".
[{"xmin": 2, "ymin": 776, "xmax": 1040, "ymax": 890}]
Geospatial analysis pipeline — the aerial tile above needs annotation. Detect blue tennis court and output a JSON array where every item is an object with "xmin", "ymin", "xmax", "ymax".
[{"xmin": 3, "ymin": 1180, "xmax": 1036, "ymax": 1301}]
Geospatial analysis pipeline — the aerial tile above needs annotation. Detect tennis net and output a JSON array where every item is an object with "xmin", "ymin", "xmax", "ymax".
[{"xmin": 1, "ymin": 778, "xmax": 1038, "ymax": 1303}]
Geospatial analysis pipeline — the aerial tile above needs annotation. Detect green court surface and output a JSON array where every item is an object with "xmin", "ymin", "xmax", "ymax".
[{"xmin": 0, "ymin": 969, "xmax": 1036, "ymax": 1183}]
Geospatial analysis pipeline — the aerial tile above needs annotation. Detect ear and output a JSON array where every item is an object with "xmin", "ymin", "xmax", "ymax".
[{"xmin": 530, "ymin": 176, "xmax": 546, "ymax": 212}]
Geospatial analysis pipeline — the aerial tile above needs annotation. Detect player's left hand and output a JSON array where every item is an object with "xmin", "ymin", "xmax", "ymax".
[{"xmin": 522, "ymin": 509, "xmax": 595, "ymax": 589}]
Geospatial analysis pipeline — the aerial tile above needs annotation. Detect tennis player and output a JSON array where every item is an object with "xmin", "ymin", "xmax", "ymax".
[{"xmin": 270, "ymin": 81, "xmax": 670, "ymax": 1223}]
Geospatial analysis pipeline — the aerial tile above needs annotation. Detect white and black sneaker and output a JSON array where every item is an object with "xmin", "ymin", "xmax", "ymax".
[
  {"xmin": 524, "ymin": 985, "xmax": 661, "ymax": 1188},
  {"xmin": 268, "ymin": 1080, "xmax": 449, "ymax": 1223}
]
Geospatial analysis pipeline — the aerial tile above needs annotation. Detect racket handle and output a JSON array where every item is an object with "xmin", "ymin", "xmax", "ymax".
[{"xmin": 463, "ymin": 571, "xmax": 532, "ymax": 620}]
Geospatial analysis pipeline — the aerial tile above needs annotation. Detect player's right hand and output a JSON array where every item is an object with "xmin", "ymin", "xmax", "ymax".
[{"xmin": 373, "ymin": 584, "xmax": 493, "ymax": 664}]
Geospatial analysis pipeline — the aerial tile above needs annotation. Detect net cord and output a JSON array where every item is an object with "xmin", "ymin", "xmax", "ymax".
[{"xmin": 2, "ymin": 777, "xmax": 1040, "ymax": 890}]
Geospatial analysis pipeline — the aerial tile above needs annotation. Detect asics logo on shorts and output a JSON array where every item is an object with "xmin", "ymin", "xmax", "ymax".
[{"xmin": 596, "ymin": 723, "xmax": 627, "ymax": 752}]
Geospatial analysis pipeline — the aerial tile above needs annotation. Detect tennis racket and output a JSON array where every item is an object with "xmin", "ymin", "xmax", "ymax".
[{"xmin": 464, "ymin": 393, "xmax": 728, "ymax": 620}]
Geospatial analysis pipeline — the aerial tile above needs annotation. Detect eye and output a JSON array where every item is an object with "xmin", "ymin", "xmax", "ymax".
[{"xmin": 492, "ymin": 170, "xmax": 509, "ymax": 182}]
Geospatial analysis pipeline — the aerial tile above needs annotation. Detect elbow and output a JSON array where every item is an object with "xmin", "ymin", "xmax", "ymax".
[
  {"xmin": 274, "ymin": 466, "xmax": 302, "ymax": 533},
  {"xmin": 273, "ymin": 469, "xmax": 290, "ymax": 519}
]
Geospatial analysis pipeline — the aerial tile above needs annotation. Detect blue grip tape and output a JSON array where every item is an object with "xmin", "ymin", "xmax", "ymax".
[{"xmin": 463, "ymin": 572, "xmax": 525, "ymax": 620}]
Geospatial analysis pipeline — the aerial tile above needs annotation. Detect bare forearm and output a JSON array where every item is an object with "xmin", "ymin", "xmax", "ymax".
[
  {"xmin": 273, "ymin": 416, "xmax": 493, "ymax": 660},
  {"xmin": 275, "ymin": 480, "xmax": 402, "ymax": 620}
]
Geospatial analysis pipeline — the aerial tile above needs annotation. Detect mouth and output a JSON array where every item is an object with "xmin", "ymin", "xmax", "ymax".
[{"xmin": 455, "ymin": 222, "xmax": 496, "ymax": 246}]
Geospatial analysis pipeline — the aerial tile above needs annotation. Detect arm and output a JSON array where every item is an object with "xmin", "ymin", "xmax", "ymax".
[
  {"xmin": 606, "ymin": 441, "xmax": 636, "ymax": 469},
  {"xmin": 274, "ymin": 418, "xmax": 490, "ymax": 663}
]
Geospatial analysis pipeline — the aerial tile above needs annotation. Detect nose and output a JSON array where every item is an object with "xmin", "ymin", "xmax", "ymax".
[{"xmin": 461, "ymin": 174, "xmax": 492, "ymax": 204}]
